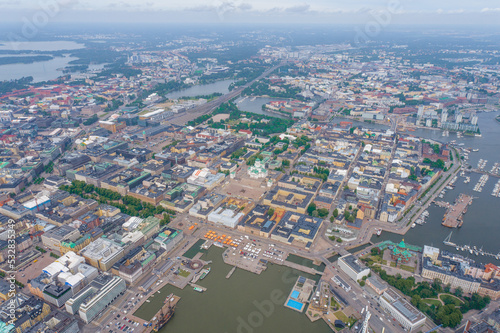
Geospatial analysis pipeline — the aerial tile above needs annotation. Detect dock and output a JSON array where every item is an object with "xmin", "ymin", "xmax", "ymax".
[
  {"xmin": 226, "ymin": 266, "xmax": 236, "ymax": 279},
  {"xmin": 434, "ymin": 200, "xmax": 451, "ymax": 208},
  {"xmin": 188, "ymin": 282, "xmax": 207, "ymax": 292},
  {"xmin": 442, "ymin": 193, "xmax": 473, "ymax": 228}
]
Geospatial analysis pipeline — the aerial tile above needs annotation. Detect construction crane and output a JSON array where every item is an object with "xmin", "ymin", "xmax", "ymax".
[{"xmin": 30, "ymin": 190, "xmax": 40, "ymax": 212}]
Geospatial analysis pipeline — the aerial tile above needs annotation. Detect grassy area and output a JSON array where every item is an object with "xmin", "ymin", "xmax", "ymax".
[
  {"xmin": 390, "ymin": 262, "xmax": 396, "ymax": 267},
  {"xmin": 440, "ymin": 294, "xmax": 464, "ymax": 306},
  {"xmin": 178, "ymin": 269, "xmax": 191, "ymax": 278},
  {"xmin": 423, "ymin": 298, "xmax": 442, "ymax": 306},
  {"xmin": 333, "ymin": 311, "xmax": 349, "ymax": 323},
  {"xmin": 330, "ymin": 297, "xmax": 340, "ymax": 310},
  {"xmin": 400, "ymin": 265, "xmax": 415, "ymax": 273}
]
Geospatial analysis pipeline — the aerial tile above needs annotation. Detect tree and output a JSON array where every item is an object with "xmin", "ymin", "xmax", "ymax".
[
  {"xmin": 333, "ymin": 208, "xmax": 339, "ymax": 218},
  {"xmin": 411, "ymin": 295, "xmax": 422, "ymax": 307},
  {"xmin": 432, "ymin": 278, "xmax": 443, "ymax": 293},
  {"xmin": 317, "ymin": 208, "xmax": 329, "ymax": 218},
  {"xmin": 454, "ymin": 287, "xmax": 463, "ymax": 298},
  {"xmin": 307, "ymin": 203, "xmax": 316, "ymax": 216},
  {"xmin": 267, "ymin": 208, "xmax": 275, "ymax": 216}
]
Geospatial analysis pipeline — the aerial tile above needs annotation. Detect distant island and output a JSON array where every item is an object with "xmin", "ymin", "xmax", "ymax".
[{"xmin": 0, "ymin": 55, "xmax": 53, "ymax": 65}]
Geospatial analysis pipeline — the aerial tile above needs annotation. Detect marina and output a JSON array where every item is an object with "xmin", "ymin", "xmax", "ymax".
[
  {"xmin": 473, "ymin": 174, "xmax": 489, "ymax": 192},
  {"xmin": 441, "ymin": 193, "xmax": 473, "ymax": 228},
  {"xmin": 477, "ymin": 158, "xmax": 488, "ymax": 171},
  {"xmin": 492, "ymin": 180, "xmax": 500, "ymax": 197},
  {"xmin": 443, "ymin": 232, "xmax": 500, "ymax": 260}
]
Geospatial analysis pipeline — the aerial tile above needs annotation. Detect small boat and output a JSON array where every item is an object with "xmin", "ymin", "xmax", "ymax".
[
  {"xmin": 376, "ymin": 229, "xmax": 382, "ymax": 236},
  {"xmin": 194, "ymin": 287, "xmax": 204, "ymax": 293},
  {"xmin": 411, "ymin": 223, "xmax": 416, "ymax": 228},
  {"xmin": 472, "ymin": 149, "xmax": 479, "ymax": 152}
]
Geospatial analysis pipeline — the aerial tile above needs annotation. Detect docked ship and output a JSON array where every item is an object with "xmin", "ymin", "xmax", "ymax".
[
  {"xmin": 151, "ymin": 294, "xmax": 180, "ymax": 332},
  {"xmin": 376, "ymin": 228, "xmax": 382, "ymax": 236},
  {"xmin": 443, "ymin": 231, "xmax": 456, "ymax": 247},
  {"xmin": 200, "ymin": 267, "xmax": 211, "ymax": 280}
]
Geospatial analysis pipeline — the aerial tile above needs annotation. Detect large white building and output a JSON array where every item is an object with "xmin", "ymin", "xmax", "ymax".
[
  {"xmin": 80, "ymin": 238, "xmax": 124, "ymax": 271},
  {"xmin": 65, "ymin": 274, "xmax": 126, "ymax": 324},
  {"xmin": 379, "ymin": 289, "xmax": 426, "ymax": 332},
  {"xmin": 207, "ymin": 206, "xmax": 245, "ymax": 228},
  {"xmin": 337, "ymin": 254, "xmax": 370, "ymax": 282},
  {"xmin": 247, "ymin": 159, "xmax": 268, "ymax": 179}
]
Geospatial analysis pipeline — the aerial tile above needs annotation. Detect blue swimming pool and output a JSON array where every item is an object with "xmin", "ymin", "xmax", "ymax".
[
  {"xmin": 291, "ymin": 290, "xmax": 300, "ymax": 299},
  {"xmin": 286, "ymin": 299, "xmax": 304, "ymax": 311}
]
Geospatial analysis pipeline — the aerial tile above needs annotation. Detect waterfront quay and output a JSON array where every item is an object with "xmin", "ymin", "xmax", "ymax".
[{"xmin": 441, "ymin": 193, "xmax": 473, "ymax": 228}]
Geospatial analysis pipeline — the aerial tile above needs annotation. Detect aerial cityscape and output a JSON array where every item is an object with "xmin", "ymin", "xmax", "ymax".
[{"xmin": 1, "ymin": 2, "xmax": 500, "ymax": 333}]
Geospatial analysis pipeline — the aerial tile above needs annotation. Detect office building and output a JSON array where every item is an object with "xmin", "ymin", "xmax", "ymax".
[
  {"xmin": 65, "ymin": 275, "xmax": 126, "ymax": 324},
  {"xmin": 379, "ymin": 289, "xmax": 426, "ymax": 332},
  {"xmin": 337, "ymin": 254, "xmax": 371, "ymax": 282}
]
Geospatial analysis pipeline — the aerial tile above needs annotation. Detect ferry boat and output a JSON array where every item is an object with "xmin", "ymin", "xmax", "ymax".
[
  {"xmin": 194, "ymin": 287, "xmax": 204, "ymax": 293},
  {"xmin": 151, "ymin": 294, "xmax": 179, "ymax": 332},
  {"xmin": 200, "ymin": 267, "xmax": 211, "ymax": 280}
]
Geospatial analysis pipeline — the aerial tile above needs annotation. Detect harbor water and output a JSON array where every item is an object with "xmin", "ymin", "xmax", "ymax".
[
  {"xmin": 370, "ymin": 111, "xmax": 500, "ymax": 265},
  {"xmin": 134, "ymin": 247, "xmax": 330, "ymax": 333}
]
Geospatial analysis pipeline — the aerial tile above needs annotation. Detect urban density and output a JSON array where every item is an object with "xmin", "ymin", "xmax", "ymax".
[{"xmin": 1, "ymin": 13, "xmax": 500, "ymax": 333}]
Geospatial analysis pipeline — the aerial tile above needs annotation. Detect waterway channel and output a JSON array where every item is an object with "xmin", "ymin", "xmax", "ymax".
[{"xmin": 166, "ymin": 79, "xmax": 235, "ymax": 99}]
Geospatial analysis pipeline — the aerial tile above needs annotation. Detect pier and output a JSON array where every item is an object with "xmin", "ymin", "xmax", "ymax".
[
  {"xmin": 188, "ymin": 282, "xmax": 207, "ymax": 292},
  {"xmin": 471, "ymin": 168, "xmax": 500, "ymax": 178},
  {"xmin": 441, "ymin": 193, "xmax": 473, "ymax": 228},
  {"xmin": 443, "ymin": 233, "xmax": 500, "ymax": 259},
  {"xmin": 226, "ymin": 266, "xmax": 236, "ymax": 279},
  {"xmin": 434, "ymin": 201, "xmax": 451, "ymax": 208}
]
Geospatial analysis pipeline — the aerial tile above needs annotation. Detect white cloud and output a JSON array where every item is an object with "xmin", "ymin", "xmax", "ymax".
[{"xmin": 480, "ymin": 7, "xmax": 500, "ymax": 12}]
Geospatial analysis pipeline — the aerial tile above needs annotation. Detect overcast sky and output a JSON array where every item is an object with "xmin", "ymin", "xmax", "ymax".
[{"xmin": 1, "ymin": 0, "xmax": 500, "ymax": 25}]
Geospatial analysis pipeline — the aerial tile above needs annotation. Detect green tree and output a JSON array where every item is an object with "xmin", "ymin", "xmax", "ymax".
[
  {"xmin": 317, "ymin": 208, "xmax": 329, "ymax": 218},
  {"xmin": 333, "ymin": 208, "xmax": 339, "ymax": 218},
  {"xmin": 307, "ymin": 203, "xmax": 317, "ymax": 216}
]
